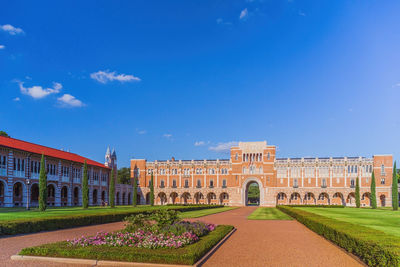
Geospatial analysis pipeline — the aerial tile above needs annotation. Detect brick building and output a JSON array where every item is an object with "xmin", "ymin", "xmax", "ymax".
[
  {"xmin": 131, "ymin": 141, "xmax": 394, "ymax": 207},
  {"xmin": 0, "ymin": 136, "xmax": 131, "ymax": 207}
]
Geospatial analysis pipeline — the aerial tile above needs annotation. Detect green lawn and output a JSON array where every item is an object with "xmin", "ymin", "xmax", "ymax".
[
  {"xmin": 179, "ymin": 206, "xmax": 238, "ymax": 218},
  {"xmin": 0, "ymin": 205, "xmax": 223, "ymax": 221},
  {"xmin": 247, "ymin": 207, "xmax": 293, "ymax": 220},
  {"xmin": 296, "ymin": 207, "xmax": 400, "ymax": 237}
]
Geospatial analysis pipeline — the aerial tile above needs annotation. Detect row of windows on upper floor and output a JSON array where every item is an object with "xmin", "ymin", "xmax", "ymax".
[
  {"xmin": 148, "ymin": 178, "xmax": 228, "ymax": 188},
  {"xmin": 289, "ymin": 177, "xmax": 387, "ymax": 188},
  {"xmin": 237, "ymin": 152, "xmax": 270, "ymax": 162},
  {"xmin": 141, "ymin": 168, "xmax": 229, "ymax": 176},
  {"xmin": 276, "ymin": 165, "xmax": 376, "ymax": 178}
]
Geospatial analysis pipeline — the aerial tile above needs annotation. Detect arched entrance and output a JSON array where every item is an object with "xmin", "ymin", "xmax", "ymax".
[
  {"xmin": 93, "ymin": 189, "xmax": 98, "ymax": 205},
  {"xmin": 73, "ymin": 187, "xmax": 79, "ymax": 206},
  {"xmin": 61, "ymin": 186, "xmax": 68, "ymax": 206},
  {"xmin": 13, "ymin": 182, "xmax": 23, "ymax": 206},
  {"xmin": 242, "ymin": 178, "xmax": 263, "ymax": 206},
  {"xmin": 31, "ymin": 183, "xmax": 39, "ymax": 206},
  {"xmin": 47, "ymin": 184, "xmax": 55, "ymax": 206}
]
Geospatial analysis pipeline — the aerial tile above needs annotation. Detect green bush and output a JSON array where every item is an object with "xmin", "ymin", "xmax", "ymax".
[
  {"xmin": 280, "ymin": 205, "xmax": 345, "ymax": 208},
  {"xmin": 277, "ymin": 206, "xmax": 400, "ymax": 266},
  {"xmin": 19, "ymin": 225, "xmax": 234, "ymax": 265},
  {"xmin": 0, "ymin": 205, "xmax": 223, "ymax": 236}
]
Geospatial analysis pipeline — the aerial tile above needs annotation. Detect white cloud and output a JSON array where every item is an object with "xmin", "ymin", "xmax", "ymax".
[
  {"xmin": 393, "ymin": 83, "xmax": 400, "ymax": 87},
  {"xmin": 298, "ymin": 11, "xmax": 306, "ymax": 16},
  {"xmin": 194, "ymin": 141, "xmax": 205, "ymax": 146},
  {"xmin": 90, "ymin": 70, "xmax": 141, "ymax": 84},
  {"xmin": 19, "ymin": 82, "xmax": 62, "ymax": 99},
  {"xmin": 209, "ymin": 141, "xmax": 238, "ymax": 153},
  {"xmin": 163, "ymin": 134, "xmax": 172, "ymax": 139},
  {"xmin": 138, "ymin": 130, "xmax": 147, "ymax": 135},
  {"xmin": 13, "ymin": 97, "xmax": 20, "ymax": 101},
  {"xmin": 0, "ymin": 45, "xmax": 5, "ymax": 49},
  {"xmin": 239, "ymin": 8, "xmax": 249, "ymax": 20},
  {"xmin": 57, "ymin": 94, "xmax": 84, "ymax": 107},
  {"xmin": 0, "ymin": 24, "xmax": 24, "ymax": 35}
]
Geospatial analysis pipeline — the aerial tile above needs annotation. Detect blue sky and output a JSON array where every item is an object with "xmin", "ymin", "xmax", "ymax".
[{"xmin": 1, "ymin": 0, "xmax": 399, "ymax": 167}]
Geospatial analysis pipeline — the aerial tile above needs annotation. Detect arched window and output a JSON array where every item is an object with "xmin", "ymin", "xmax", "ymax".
[
  {"xmin": 160, "ymin": 180, "xmax": 165, "ymax": 188},
  {"xmin": 196, "ymin": 179, "xmax": 201, "ymax": 187},
  {"xmin": 222, "ymin": 179, "xmax": 227, "ymax": 188},
  {"xmin": 210, "ymin": 180, "xmax": 214, "ymax": 187},
  {"xmin": 172, "ymin": 179, "xmax": 177, "ymax": 187}
]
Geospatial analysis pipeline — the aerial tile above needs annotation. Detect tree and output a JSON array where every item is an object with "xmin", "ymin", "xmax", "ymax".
[
  {"xmin": 82, "ymin": 161, "xmax": 89, "ymax": 209},
  {"xmin": 109, "ymin": 168, "xmax": 115, "ymax": 208},
  {"xmin": 38, "ymin": 154, "xmax": 47, "ymax": 211},
  {"xmin": 355, "ymin": 177, "xmax": 360, "ymax": 208},
  {"xmin": 150, "ymin": 173, "xmax": 154, "ymax": 206},
  {"xmin": 132, "ymin": 170, "xmax": 138, "ymax": 207},
  {"xmin": 0, "ymin": 131, "xmax": 10, "ymax": 137},
  {"xmin": 392, "ymin": 161, "xmax": 398, "ymax": 210},
  {"xmin": 117, "ymin": 167, "xmax": 131, "ymax": 184},
  {"xmin": 370, "ymin": 172, "xmax": 377, "ymax": 209}
]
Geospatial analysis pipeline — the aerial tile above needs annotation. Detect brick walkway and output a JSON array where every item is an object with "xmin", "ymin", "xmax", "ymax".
[{"xmin": 0, "ymin": 207, "xmax": 364, "ymax": 266}]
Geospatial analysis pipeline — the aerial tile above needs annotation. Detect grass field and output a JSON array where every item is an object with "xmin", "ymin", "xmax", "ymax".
[
  {"xmin": 179, "ymin": 206, "xmax": 238, "ymax": 218},
  {"xmin": 247, "ymin": 207, "xmax": 293, "ymax": 220},
  {"xmin": 0, "ymin": 205, "xmax": 227, "ymax": 222},
  {"xmin": 296, "ymin": 207, "xmax": 400, "ymax": 237}
]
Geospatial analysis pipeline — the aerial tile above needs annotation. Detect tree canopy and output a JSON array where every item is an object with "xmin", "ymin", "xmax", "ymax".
[
  {"xmin": 118, "ymin": 167, "xmax": 131, "ymax": 184},
  {"xmin": 0, "ymin": 131, "xmax": 10, "ymax": 137}
]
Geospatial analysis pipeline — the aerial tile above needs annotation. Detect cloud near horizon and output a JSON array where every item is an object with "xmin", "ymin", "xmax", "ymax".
[
  {"xmin": 0, "ymin": 24, "xmax": 24, "ymax": 35},
  {"xmin": 0, "ymin": 45, "xmax": 5, "ymax": 49},
  {"xmin": 209, "ymin": 141, "xmax": 238, "ymax": 153},
  {"xmin": 19, "ymin": 82, "xmax": 62, "ymax": 99},
  {"xmin": 90, "ymin": 70, "xmax": 141, "ymax": 84}
]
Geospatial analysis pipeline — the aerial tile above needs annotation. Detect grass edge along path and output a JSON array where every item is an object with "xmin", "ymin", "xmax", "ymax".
[
  {"xmin": 247, "ymin": 207, "xmax": 293, "ymax": 220},
  {"xmin": 180, "ymin": 206, "xmax": 238, "ymax": 219},
  {"xmin": 0, "ymin": 205, "xmax": 223, "ymax": 236},
  {"xmin": 277, "ymin": 206, "xmax": 400, "ymax": 267},
  {"xmin": 19, "ymin": 225, "xmax": 234, "ymax": 265}
]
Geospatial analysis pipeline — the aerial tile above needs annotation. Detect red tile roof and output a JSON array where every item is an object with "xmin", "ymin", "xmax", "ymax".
[{"xmin": 0, "ymin": 136, "xmax": 108, "ymax": 169}]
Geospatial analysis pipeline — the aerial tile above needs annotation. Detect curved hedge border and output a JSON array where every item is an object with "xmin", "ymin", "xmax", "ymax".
[
  {"xmin": 19, "ymin": 225, "xmax": 234, "ymax": 265},
  {"xmin": 277, "ymin": 206, "xmax": 400, "ymax": 267},
  {"xmin": 283, "ymin": 205, "xmax": 345, "ymax": 208},
  {"xmin": 0, "ymin": 205, "xmax": 223, "ymax": 236}
]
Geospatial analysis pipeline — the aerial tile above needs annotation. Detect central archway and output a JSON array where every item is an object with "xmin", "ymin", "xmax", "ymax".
[{"xmin": 242, "ymin": 178, "xmax": 264, "ymax": 206}]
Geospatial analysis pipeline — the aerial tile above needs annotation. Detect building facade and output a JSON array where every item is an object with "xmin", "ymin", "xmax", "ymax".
[
  {"xmin": 0, "ymin": 136, "xmax": 131, "ymax": 207},
  {"xmin": 131, "ymin": 141, "xmax": 394, "ymax": 207}
]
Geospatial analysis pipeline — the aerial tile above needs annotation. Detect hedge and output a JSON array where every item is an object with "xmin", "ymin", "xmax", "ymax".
[
  {"xmin": 282, "ymin": 205, "xmax": 345, "ymax": 208},
  {"xmin": 19, "ymin": 225, "xmax": 234, "ymax": 265},
  {"xmin": 277, "ymin": 206, "xmax": 400, "ymax": 266},
  {"xmin": 0, "ymin": 205, "xmax": 223, "ymax": 236}
]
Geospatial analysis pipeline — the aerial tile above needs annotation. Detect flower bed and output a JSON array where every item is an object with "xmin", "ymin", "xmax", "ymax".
[{"xmin": 19, "ymin": 209, "xmax": 234, "ymax": 265}]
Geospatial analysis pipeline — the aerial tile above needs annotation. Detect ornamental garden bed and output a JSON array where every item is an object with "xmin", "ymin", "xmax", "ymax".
[
  {"xmin": 0, "ymin": 205, "xmax": 223, "ymax": 236},
  {"xmin": 277, "ymin": 205, "xmax": 400, "ymax": 267},
  {"xmin": 18, "ymin": 209, "xmax": 234, "ymax": 265}
]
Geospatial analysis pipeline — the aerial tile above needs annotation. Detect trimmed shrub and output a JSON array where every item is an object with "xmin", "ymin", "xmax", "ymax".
[
  {"xmin": 19, "ymin": 225, "xmax": 234, "ymax": 265},
  {"xmin": 281, "ymin": 205, "xmax": 345, "ymax": 208},
  {"xmin": 82, "ymin": 161, "xmax": 89, "ymax": 209},
  {"xmin": 393, "ymin": 161, "xmax": 398, "ymax": 211},
  {"xmin": 0, "ymin": 205, "xmax": 224, "ymax": 236},
  {"xmin": 38, "ymin": 154, "xmax": 47, "ymax": 211},
  {"xmin": 277, "ymin": 206, "xmax": 400, "ymax": 266},
  {"xmin": 150, "ymin": 173, "xmax": 154, "ymax": 206},
  {"xmin": 355, "ymin": 177, "xmax": 361, "ymax": 208},
  {"xmin": 109, "ymin": 168, "xmax": 115, "ymax": 208},
  {"xmin": 371, "ymin": 172, "xmax": 377, "ymax": 209}
]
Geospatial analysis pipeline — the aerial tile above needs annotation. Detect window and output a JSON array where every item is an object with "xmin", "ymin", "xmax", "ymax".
[
  {"xmin": 147, "ymin": 169, "xmax": 153, "ymax": 175},
  {"xmin": 319, "ymin": 194, "xmax": 325, "ymax": 200},
  {"xmin": 209, "ymin": 168, "xmax": 215, "ymax": 175},
  {"xmin": 381, "ymin": 178, "xmax": 385, "ymax": 185},
  {"xmin": 293, "ymin": 179, "xmax": 298, "ymax": 187},
  {"xmin": 350, "ymin": 179, "xmax": 355, "ymax": 187},
  {"xmin": 322, "ymin": 178, "xmax": 327, "ymax": 187},
  {"xmin": 381, "ymin": 164, "xmax": 385, "ymax": 175},
  {"xmin": 210, "ymin": 180, "xmax": 214, "ymax": 187},
  {"xmin": 280, "ymin": 178, "xmax": 283, "ymax": 184},
  {"xmin": 172, "ymin": 179, "xmax": 177, "ymax": 187},
  {"xmin": 222, "ymin": 179, "xmax": 227, "ymax": 187},
  {"xmin": 291, "ymin": 167, "xmax": 301, "ymax": 178},
  {"xmin": 171, "ymin": 168, "xmax": 177, "ymax": 175},
  {"xmin": 267, "ymin": 152, "xmax": 270, "ymax": 160},
  {"xmin": 160, "ymin": 180, "xmax": 165, "ymax": 187},
  {"xmin": 235, "ymin": 153, "xmax": 238, "ymax": 161},
  {"xmin": 319, "ymin": 166, "xmax": 329, "ymax": 177},
  {"xmin": 160, "ymin": 169, "xmax": 165, "ymax": 175},
  {"xmin": 221, "ymin": 168, "xmax": 228, "ymax": 174},
  {"xmin": 277, "ymin": 168, "xmax": 286, "ymax": 178},
  {"xmin": 184, "ymin": 179, "xmax": 189, "ymax": 187},
  {"xmin": 305, "ymin": 167, "xmax": 315, "ymax": 177},
  {"xmin": 196, "ymin": 168, "xmax": 202, "ymax": 174},
  {"xmin": 196, "ymin": 179, "xmax": 201, "ymax": 187},
  {"xmin": 0, "ymin": 155, "xmax": 6, "ymax": 169}
]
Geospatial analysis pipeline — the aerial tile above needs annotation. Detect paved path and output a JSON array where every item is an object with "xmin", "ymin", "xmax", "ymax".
[
  {"xmin": 0, "ymin": 207, "xmax": 364, "ymax": 266},
  {"xmin": 196, "ymin": 207, "xmax": 363, "ymax": 267}
]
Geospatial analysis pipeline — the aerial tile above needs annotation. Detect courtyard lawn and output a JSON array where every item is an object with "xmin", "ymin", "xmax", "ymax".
[
  {"xmin": 296, "ymin": 207, "xmax": 400, "ymax": 238},
  {"xmin": 0, "ymin": 205, "xmax": 162, "ymax": 221},
  {"xmin": 247, "ymin": 207, "xmax": 293, "ymax": 220},
  {"xmin": 179, "ymin": 206, "xmax": 238, "ymax": 219}
]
